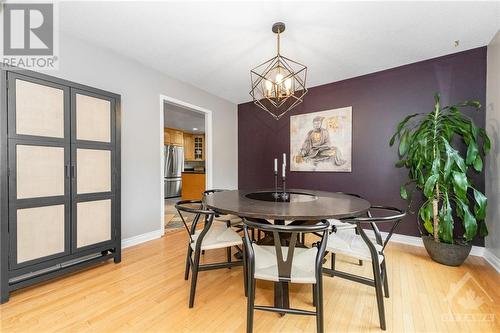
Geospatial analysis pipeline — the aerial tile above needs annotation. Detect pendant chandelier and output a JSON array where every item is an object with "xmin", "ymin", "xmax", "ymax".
[{"xmin": 250, "ymin": 22, "xmax": 308, "ymax": 120}]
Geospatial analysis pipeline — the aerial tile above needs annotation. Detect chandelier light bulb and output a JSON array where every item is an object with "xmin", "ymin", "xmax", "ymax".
[{"xmin": 275, "ymin": 73, "xmax": 283, "ymax": 84}]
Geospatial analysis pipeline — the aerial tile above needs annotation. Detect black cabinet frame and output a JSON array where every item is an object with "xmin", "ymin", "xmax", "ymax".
[{"xmin": 0, "ymin": 68, "xmax": 121, "ymax": 303}]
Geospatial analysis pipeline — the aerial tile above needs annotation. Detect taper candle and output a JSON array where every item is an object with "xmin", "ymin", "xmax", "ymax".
[{"xmin": 274, "ymin": 158, "xmax": 278, "ymax": 173}]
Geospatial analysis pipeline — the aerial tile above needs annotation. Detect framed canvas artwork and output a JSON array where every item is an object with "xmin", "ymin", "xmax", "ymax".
[{"xmin": 290, "ymin": 106, "xmax": 352, "ymax": 172}]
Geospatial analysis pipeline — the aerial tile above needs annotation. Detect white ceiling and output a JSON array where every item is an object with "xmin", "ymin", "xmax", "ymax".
[
  {"xmin": 60, "ymin": 1, "xmax": 500, "ymax": 104},
  {"xmin": 164, "ymin": 102, "xmax": 205, "ymax": 133}
]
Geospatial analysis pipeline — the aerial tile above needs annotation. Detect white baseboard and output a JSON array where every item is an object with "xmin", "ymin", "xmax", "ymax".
[
  {"xmin": 120, "ymin": 228, "xmax": 500, "ymax": 273},
  {"xmin": 483, "ymin": 249, "xmax": 500, "ymax": 273},
  {"xmin": 122, "ymin": 229, "xmax": 162, "ymax": 249},
  {"xmin": 363, "ymin": 230, "xmax": 498, "ymax": 270}
]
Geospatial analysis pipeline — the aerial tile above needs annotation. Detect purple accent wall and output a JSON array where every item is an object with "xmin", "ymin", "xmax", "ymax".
[{"xmin": 238, "ymin": 47, "xmax": 487, "ymax": 244}]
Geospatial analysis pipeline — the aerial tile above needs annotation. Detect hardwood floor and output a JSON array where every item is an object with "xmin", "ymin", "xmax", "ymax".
[{"xmin": 1, "ymin": 230, "xmax": 499, "ymax": 333}]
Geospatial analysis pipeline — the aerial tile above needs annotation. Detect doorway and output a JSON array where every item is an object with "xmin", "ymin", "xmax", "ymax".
[{"xmin": 159, "ymin": 95, "xmax": 213, "ymax": 235}]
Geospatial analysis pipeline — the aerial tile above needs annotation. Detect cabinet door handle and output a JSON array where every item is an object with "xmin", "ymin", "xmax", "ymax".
[{"xmin": 65, "ymin": 165, "xmax": 70, "ymax": 178}]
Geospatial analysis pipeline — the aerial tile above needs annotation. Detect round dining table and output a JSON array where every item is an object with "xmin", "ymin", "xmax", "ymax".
[{"xmin": 204, "ymin": 189, "xmax": 371, "ymax": 311}]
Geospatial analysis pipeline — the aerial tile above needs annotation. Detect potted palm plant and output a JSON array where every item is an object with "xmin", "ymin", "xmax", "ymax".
[{"xmin": 390, "ymin": 94, "xmax": 490, "ymax": 266}]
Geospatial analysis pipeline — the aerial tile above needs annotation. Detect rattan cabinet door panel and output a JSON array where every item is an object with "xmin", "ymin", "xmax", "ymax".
[
  {"xmin": 76, "ymin": 94, "xmax": 111, "ymax": 143},
  {"xmin": 15, "ymin": 79, "xmax": 65, "ymax": 138},
  {"xmin": 16, "ymin": 205, "xmax": 65, "ymax": 263}
]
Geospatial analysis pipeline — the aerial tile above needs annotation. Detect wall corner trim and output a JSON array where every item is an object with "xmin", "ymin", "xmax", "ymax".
[
  {"xmin": 483, "ymin": 249, "xmax": 500, "ymax": 273},
  {"xmin": 122, "ymin": 229, "xmax": 162, "ymax": 249}
]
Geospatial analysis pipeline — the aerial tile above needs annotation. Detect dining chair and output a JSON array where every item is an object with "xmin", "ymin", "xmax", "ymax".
[
  {"xmin": 203, "ymin": 189, "xmax": 243, "ymax": 227},
  {"xmin": 203, "ymin": 189, "xmax": 267, "ymax": 241},
  {"xmin": 242, "ymin": 218, "xmax": 330, "ymax": 333},
  {"xmin": 323, "ymin": 205, "xmax": 406, "ymax": 330},
  {"xmin": 175, "ymin": 200, "xmax": 243, "ymax": 308},
  {"xmin": 328, "ymin": 192, "xmax": 364, "ymax": 231},
  {"xmin": 329, "ymin": 192, "xmax": 366, "ymax": 266}
]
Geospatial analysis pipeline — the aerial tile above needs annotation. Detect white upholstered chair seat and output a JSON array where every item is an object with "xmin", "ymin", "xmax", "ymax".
[
  {"xmin": 252, "ymin": 244, "xmax": 318, "ymax": 284},
  {"xmin": 191, "ymin": 224, "xmax": 242, "ymax": 251},
  {"xmin": 327, "ymin": 230, "xmax": 384, "ymax": 263},
  {"xmin": 214, "ymin": 214, "xmax": 243, "ymax": 226},
  {"xmin": 327, "ymin": 218, "xmax": 356, "ymax": 231}
]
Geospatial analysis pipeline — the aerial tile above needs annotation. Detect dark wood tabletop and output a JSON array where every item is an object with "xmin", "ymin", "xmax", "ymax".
[{"xmin": 204, "ymin": 189, "xmax": 371, "ymax": 220}]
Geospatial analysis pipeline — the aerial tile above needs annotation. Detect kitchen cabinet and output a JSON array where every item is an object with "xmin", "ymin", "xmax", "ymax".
[
  {"xmin": 194, "ymin": 135, "xmax": 204, "ymax": 160},
  {"xmin": 183, "ymin": 133, "xmax": 205, "ymax": 161},
  {"xmin": 183, "ymin": 133, "xmax": 194, "ymax": 161},
  {"xmin": 164, "ymin": 128, "xmax": 183, "ymax": 146},
  {"xmin": 181, "ymin": 173, "xmax": 206, "ymax": 200}
]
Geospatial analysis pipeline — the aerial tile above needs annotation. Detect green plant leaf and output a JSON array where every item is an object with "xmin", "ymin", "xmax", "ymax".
[
  {"xmin": 470, "ymin": 122, "xmax": 479, "ymax": 142},
  {"xmin": 443, "ymin": 153, "xmax": 453, "ymax": 180},
  {"xmin": 442, "ymin": 139, "xmax": 460, "ymax": 178},
  {"xmin": 457, "ymin": 198, "xmax": 477, "ymax": 242},
  {"xmin": 452, "ymin": 171, "xmax": 468, "ymax": 200},
  {"xmin": 479, "ymin": 222, "xmax": 489, "ymax": 237},
  {"xmin": 438, "ymin": 194, "xmax": 454, "ymax": 243},
  {"xmin": 434, "ymin": 93, "xmax": 441, "ymax": 110},
  {"xmin": 473, "ymin": 155, "xmax": 483, "ymax": 172},
  {"xmin": 472, "ymin": 188, "xmax": 487, "ymax": 220},
  {"xmin": 466, "ymin": 141, "xmax": 479, "ymax": 165},
  {"xmin": 390, "ymin": 113, "xmax": 420, "ymax": 146},
  {"xmin": 419, "ymin": 201, "xmax": 433, "ymax": 234},
  {"xmin": 417, "ymin": 169, "xmax": 425, "ymax": 187},
  {"xmin": 424, "ymin": 174, "xmax": 439, "ymax": 198},
  {"xmin": 459, "ymin": 100, "xmax": 481, "ymax": 109},
  {"xmin": 479, "ymin": 128, "xmax": 491, "ymax": 154},
  {"xmin": 431, "ymin": 156, "xmax": 441, "ymax": 175},
  {"xmin": 400, "ymin": 185, "xmax": 408, "ymax": 199},
  {"xmin": 399, "ymin": 130, "xmax": 409, "ymax": 156},
  {"xmin": 453, "ymin": 154, "xmax": 466, "ymax": 173},
  {"xmin": 395, "ymin": 160, "xmax": 406, "ymax": 168}
]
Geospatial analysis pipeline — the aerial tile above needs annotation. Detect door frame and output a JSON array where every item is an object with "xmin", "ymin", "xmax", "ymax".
[{"xmin": 159, "ymin": 94, "xmax": 213, "ymax": 235}]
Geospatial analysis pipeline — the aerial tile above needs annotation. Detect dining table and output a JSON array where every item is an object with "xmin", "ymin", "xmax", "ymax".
[{"xmin": 204, "ymin": 189, "xmax": 371, "ymax": 311}]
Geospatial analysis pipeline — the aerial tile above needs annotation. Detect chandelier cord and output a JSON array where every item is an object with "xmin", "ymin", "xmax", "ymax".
[{"xmin": 277, "ymin": 29, "xmax": 281, "ymax": 55}]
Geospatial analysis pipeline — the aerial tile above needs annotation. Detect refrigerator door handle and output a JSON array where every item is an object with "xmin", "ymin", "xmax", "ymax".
[{"xmin": 172, "ymin": 147, "xmax": 177, "ymax": 176}]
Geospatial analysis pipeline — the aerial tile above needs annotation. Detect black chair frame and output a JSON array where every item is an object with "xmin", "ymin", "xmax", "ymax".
[
  {"xmin": 323, "ymin": 205, "xmax": 406, "ymax": 330},
  {"xmin": 176, "ymin": 200, "xmax": 243, "ymax": 308},
  {"xmin": 242, "ymin": 218, "xmax": 329, "ymax": 333}
]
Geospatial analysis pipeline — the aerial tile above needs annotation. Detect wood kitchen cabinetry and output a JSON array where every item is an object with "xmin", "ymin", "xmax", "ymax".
[
  {"xmin": 164, "ymin": 128, "xmax": 183, "ymax": 146},
  {"xmin": 181, "ymin": 173, "xmax": 206, "ymax": 200},
  {"xmin": 183, "ymin": 133, "xmax": 194, "ymax": 160},
  {"xmin": 183, "ymin": 133, "xmax": 204, "ymax": 161}
]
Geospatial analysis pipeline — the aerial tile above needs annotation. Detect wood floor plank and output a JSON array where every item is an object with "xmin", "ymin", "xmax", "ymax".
[{"xmin": 1, "ymin": 230, "xmax": 499, "ymax": 333}]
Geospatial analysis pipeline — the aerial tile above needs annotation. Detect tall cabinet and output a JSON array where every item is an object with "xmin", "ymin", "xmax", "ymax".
[{"xmin": 0, "ymin": 69, "xmax": 121, "ymax": 303}]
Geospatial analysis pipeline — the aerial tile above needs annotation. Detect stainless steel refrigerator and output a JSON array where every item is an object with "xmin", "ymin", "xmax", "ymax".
[{"xmin": 164, "ymin": 145, "xmax": 184, "ymax": 198}]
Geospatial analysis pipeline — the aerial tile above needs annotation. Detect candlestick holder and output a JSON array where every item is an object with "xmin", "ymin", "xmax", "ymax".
[
  {"xmin": 281, "ymin": 177, "xmax": 289, "ymax": 201},
  {"xmin": 273, "ymin": 172, "xmax": 280, "ymax": 199}
]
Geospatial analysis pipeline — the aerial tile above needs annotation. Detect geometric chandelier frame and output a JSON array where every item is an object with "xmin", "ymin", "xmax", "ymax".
[{"xmin": 250, "ymin": 22, "xmax": 308, "ymax": 120}]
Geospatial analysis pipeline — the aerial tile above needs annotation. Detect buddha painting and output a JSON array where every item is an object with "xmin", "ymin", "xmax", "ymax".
[{"xmin": 291, "ymin": 107, "xmax": 352, "ymax": 172}]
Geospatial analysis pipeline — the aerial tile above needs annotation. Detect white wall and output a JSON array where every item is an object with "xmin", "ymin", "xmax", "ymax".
[
  {"xmin": 44, "ymin": 33, "xmax": 238, "ymax": 239},
  {"xmin": 486, "ymin": 30, "xmax": 500, "ymax": 258}
]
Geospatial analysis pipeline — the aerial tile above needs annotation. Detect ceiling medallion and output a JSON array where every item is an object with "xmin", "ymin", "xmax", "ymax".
[{"xmin": 250, "ymin": 22, "xmax": 308, "ymax": 120}]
